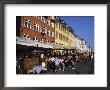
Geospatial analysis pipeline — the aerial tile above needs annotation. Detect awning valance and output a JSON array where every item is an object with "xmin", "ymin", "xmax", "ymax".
[
  {"xmin": 16, "ymin": 37, "xmax": 75, "ymax": 49},
  {"xmin": 16, "ymin": 37, "xmax": 53, "ymax": 49}
]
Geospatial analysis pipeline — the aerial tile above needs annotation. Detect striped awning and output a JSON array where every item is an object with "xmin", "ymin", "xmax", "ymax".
[
  {"xmin": 16, "ymin": 37, "xmax": 53, "ymax": 49},
  {"xmin": 16, "ymin": 37, "xmax": 75, "ymax": 49}
]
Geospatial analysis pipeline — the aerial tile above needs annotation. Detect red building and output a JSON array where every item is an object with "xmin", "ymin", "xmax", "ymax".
[
  {"xmin": 17, "ymin": 16, "xmax": 55, "ymax": 44},
  {"xmin": 16, "ymin": 16, "xmax": 56, "ymax": 73}
]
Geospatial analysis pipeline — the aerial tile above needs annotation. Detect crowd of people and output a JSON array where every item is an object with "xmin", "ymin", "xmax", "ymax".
[{"xmin": 16, "ymin": 51, "xmax": 94, "ymax": 74}]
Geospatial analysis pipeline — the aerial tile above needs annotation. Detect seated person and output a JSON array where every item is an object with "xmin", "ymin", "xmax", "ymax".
[{"xmin": 33, "ymin": 64, "xmax": 43, "ymax": 74}]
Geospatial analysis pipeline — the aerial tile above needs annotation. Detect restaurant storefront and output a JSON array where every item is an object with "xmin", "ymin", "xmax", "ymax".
[{"xmin": 16, "ymin": 37, "xmax": 77, "ymax": 74}]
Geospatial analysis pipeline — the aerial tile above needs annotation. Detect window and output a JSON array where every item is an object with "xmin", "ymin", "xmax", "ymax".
[
  {"xmin": 27, "ymin": 35, "xmax": 30, "ymax": 40},
  {"xmin": 63, "ymin": 36, "xmax": 65, "ymax": 41},
  {"xmin": 51, "ymin": 22, "xmax": 54, "ymax": 28},
  {"xmin": 62, "ymin": 35, "xmax": 64, "ymax": 41},
  {"xmin": 24, "ymin": 18, "xmax": 28, "ymax": 27},
  {"xmin": 32, "ymin": 37, "xmax": 35, "ymax": 40},
  {"xmin": 33, "ymin": 37, "xmax": 38, "ymax": 41},
  {"xmin": 51, "ymin": 32, "xmax": 54, "ymax": 37},
  {"xmin": 59, "ymin": 34, "xmax": 63, "ymax": 40},
  {"xmin": 51, "ymin": 41, "xmax": 54, "ymax": 43},
  {"xmin": 64, "ymin": 36, "xmax": 66, "ymax": 41},
  {"xmin": 40, "ymin": 39, "xmax": 45, "ymax": 43},
  {"xmin": 33, "ymin": 23, "xmax": 39, "ymax": 32},
  {"xmin": 59, "ymin": 33, "xmax": 61, "ymax": 40},
  {"xmin": 41, "ymin": 27, "xmax": 46, "ymax": 34},
  {"xmin": 51, "ymin": 16, "xmax": 54, "ymax": 20},
  {"xmin": 23, "ymin": 34, "xmax": 26, "ymax": 38},
  {"xmin": 50, "ymin": 22, "xmax": 54, "ymax": 28},
  {"xmin": 61, "ymin": 25, "xmax": 63, "ymax": 31},
  {"xmin": 56, "ymin": 32, "xmax": 58, "ymax": 38},
  {"xmin": 46, "ymin": 40, "xmax": 49, "ymax": 43},
  {"xmin": 46, "ymin": 40, "xmax": 50, "ymax": 44},
  {"xmin": 40, "ymin": 39, "xmax": 43, "ymax": 43},
  {"xmin": 59, "ymin": 24, "xmax": 62, "ymax": 30},
  {"xmin": 33, "ymin": 37, "xmax": 39, "ymax": 41},
  {"xmin": 33, "ymin": 24, "xmax": 36, "ymax": 31},
  {"xmin": 66, "ymin": 37, "xmax": 68, "ymax": 42},
  {"xmin": 35, "ymin": 16, "xmax": 39, "ymax": 19},
  {"xmin": 47, "ymin": 20, "xmax": 50, "ymax": 26},
  {"xmin": 48, "ymin": 41, "xmax": 50, "ymax": 43},
  {"xmin": 41, "ymin": 16, "xmax": 45, "ymax": 23},
  {"xmin": 61, "ymin": 34, "xmax": 63, "ymax": 40},
  {"xmin": 36, "ymin": 38, "xmax": 39, "ymax": 41},
  {"xmin": 45, "ymin": 29, "xmax": 47, "ymax": 35},
  {"xmin": 67, "ymin": 30, "xmax": 69, "ymax": 34},
  {"xmin": 28, "ymin": 20, "xmax": 31, "ymax": 29},
  {"xmin": 24, "ymin": 18, "xmax": 31, "ymax": 29},
  {"xmin": 47, "ymin": 30, "xmax": 50, "ymax": 36},
  {"xmin": 55, "ymin": 22, "xmax": 58, "ymax": 28},
  {"xmin": 64, "ymin": 28, "xmax": 66, "ymax": 33}
]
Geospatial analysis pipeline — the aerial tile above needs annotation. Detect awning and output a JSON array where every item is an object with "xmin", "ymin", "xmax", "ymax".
[
  {"xmin": 52, "ymin": 43, "xmax": 63, "ymax": 49},
  {"xmin": 16, "ymin": 37, "xmax": 37, "ymax": 47},
  {"xmin": 16, "ymin": 37, "xmax": 53, "ymax": 49},
  {"xmin": 16, "ymin": 37, "xmax": 75, "ymax": 49}
]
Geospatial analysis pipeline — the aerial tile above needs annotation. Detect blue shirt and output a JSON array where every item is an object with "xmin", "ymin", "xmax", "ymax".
[{"xmin": 55, "ymin": 58, "xmax": 61, "ymax": 66}]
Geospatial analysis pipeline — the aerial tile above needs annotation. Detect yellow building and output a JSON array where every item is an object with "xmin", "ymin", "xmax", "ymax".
[
  {"xmin": 54, "ymin": 16, "xmax": 73, "ymax": 55},
  {"xmin": 54, "ymin": 16, "xmax": 70, "ymax": 47}
]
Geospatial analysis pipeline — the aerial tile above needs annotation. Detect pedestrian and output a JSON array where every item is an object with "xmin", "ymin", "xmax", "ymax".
[
  {"xmin": 75, "ymin": 55, "xmax": 79, "ymax": 63},
  {"xmin": 46, "ymin": 56, "xmax": 51, "ymax": 72},
  {"xmin": 89, "ymin": 53, "xmax": 94, "ymax": 74},
  {"xmin": 61, "ymin": 56, "xmax": 65, "ymax": 71},
  {"xmin": 63, "ymin": 56, "xmax": 68, "ymax": 69},
  {"xmin": 40, "ymin": 53, "xmax": 44, "ymax": 63},
  {"xmin": 41, "ymin": 60, "xmax": 47, "ymax": 74},
  {"xmin": 49, "ymin": 56, "xmax": 55, "ymax": 72},
  {"xmin": 54, "ymin": 57, "xmax": 61, "ymax": 72}
]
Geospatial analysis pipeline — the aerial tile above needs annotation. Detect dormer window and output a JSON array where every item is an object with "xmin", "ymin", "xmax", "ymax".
[
  {"xmin": 33, "ymin": 37, "xmax": 39, "ymax": 42},
  {"xmin": 27, "ymin": 35, "xmax": 30, "ymax": 40},
  {"xmin": 35, "ymin": 16, "xmax": 39, "ymax": 19},
  {"xmin": 23, "ymin": 34, "xmax": 26, "ymax": 38},
  {"xmin": 41, "ymin": 16, "xmax": 45, "ymax": 23},
  {"xmin": 40, "ymin": 39, "xmax": 45, "ymax": 43}
]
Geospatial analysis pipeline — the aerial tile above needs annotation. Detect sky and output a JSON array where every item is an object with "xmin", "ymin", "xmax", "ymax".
[{"xmin": 60, "ymin": 16, "xmax": 94, "ymax": 51}]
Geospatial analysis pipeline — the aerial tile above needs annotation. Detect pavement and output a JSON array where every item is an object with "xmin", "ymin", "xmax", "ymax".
[
  {"xmin": 41, "ymin": 60, "xmax": 94, "ymax": 74},
  {"xmin": 17, "ymin": 60, "xmax": 94, "ymax": 74}
]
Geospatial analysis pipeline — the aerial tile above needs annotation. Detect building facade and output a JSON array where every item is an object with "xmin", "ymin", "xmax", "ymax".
[
  {"xmin": 75, "ymin": 35, "xmax": 82, "ymax": 53},
  {"xmin": 16, "ymin": 16, "xmax": 92, "ymax": 54},
  {"xmin": 54, "ymin": 16, "xmax": 70, "ymax": 47},
  {"xmin": 18, "ymin": 16, "xmax": 55, "ymax": 44},
  {"xmin": 74, "ymin": 35, "xmax": 91, "ymax": 53},
  {"xmin": 68, "ymin": 27, "xmax": 76, "ymax": 48},
  {"xmin": 81, "ymin": 40, "xmax": 89, "ymax": 53}
]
